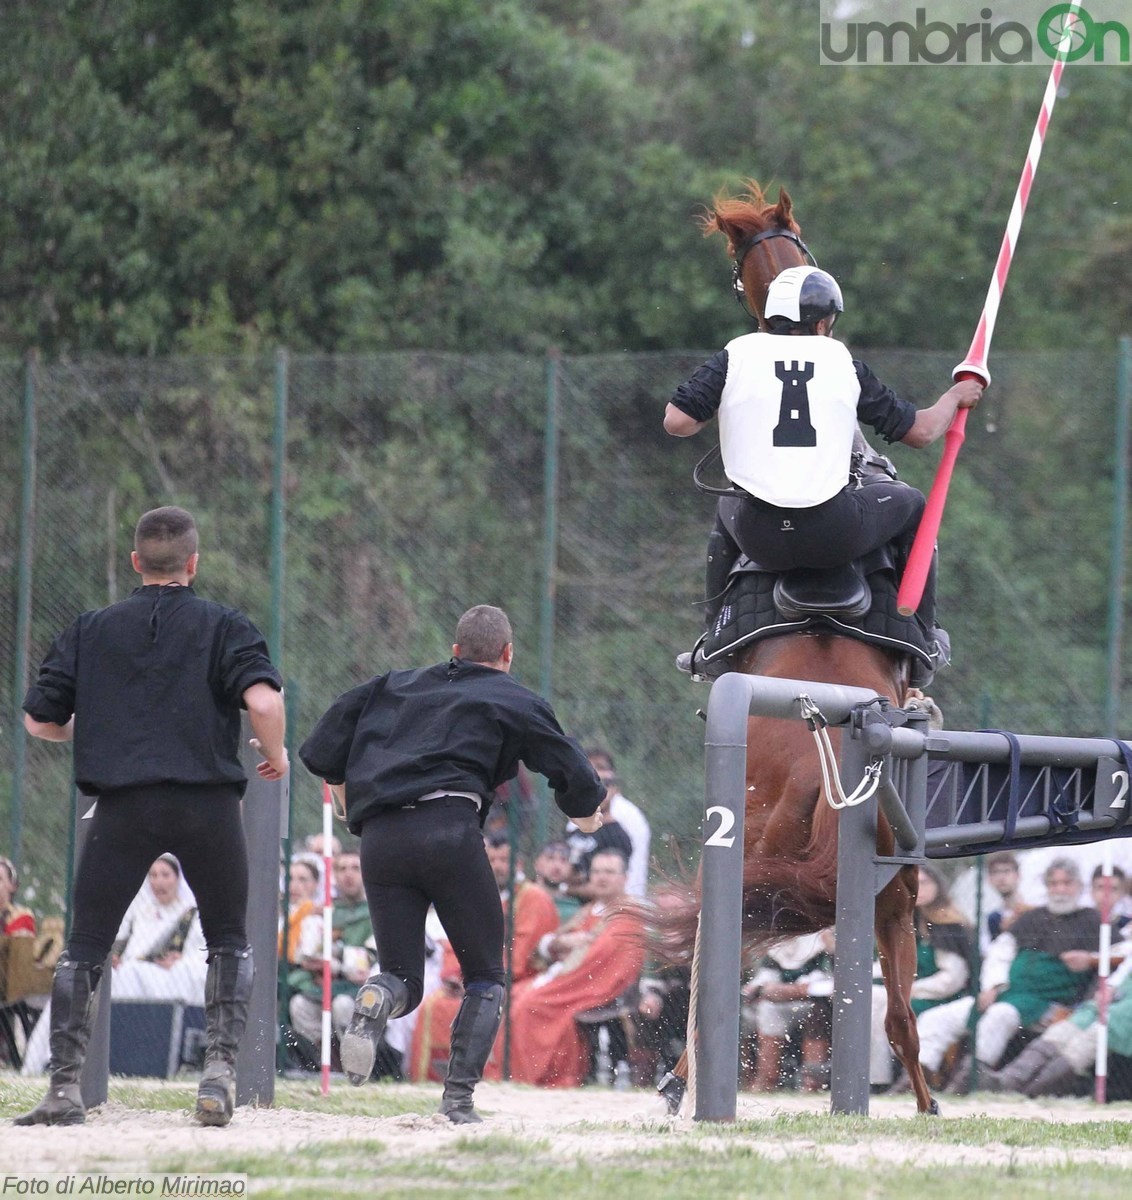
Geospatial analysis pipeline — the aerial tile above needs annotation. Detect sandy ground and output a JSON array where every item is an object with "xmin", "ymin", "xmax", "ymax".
[{"xmin": 8, "ymin": 1082, "xmax": 1132, "ymax": 1176}]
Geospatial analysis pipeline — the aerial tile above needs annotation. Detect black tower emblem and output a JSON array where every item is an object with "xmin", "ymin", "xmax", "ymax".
[{"xmin": 773, "ymin": 361, "xmax": 817, "ymax": 447}]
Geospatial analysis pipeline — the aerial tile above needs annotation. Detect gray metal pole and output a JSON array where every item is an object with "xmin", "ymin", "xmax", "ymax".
[
  {"xmin": 236, "ymin": 723, "xmax": 287, "ymax": 1107},
  {"xmin": 76, "ymin": 796, "xmax": 111, "ymax": 1109},
  {"xmin": 695, "ymin": 673, "xmax": 752, "ymax": 1122},
  {"xmin": 830, "ymin": 726, "xmax": 878, "ymax": 1116}
]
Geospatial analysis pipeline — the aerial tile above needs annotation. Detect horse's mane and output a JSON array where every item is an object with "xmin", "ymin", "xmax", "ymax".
[{"xmin": 700, "ymin": 179, "xmax": 801, "ymax": 259}]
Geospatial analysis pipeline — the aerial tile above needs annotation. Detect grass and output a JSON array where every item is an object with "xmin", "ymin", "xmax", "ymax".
[{"xmin": 5, "ymin": 1078, "xmax": 1132, "ymax": 1199}]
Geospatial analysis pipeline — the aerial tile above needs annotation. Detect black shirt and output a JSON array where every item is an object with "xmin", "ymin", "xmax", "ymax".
[
  {"xmin": 299, "ymin": 658, "xmax": 604, "ymax": 835},
  {"xmin": 670, "ymin": 350, "xmax": 917, "ymax": 445},
  {"xmin": 23, "ymin": 584, "xmax": 282, "ymax": 795}
]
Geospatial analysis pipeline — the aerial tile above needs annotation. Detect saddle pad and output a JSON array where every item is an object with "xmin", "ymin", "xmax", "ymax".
[{"xmin": 701, "ymin": 565, "xmax": 935, "ymax": 669}]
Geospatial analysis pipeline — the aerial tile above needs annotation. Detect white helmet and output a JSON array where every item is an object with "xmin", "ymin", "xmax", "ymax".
[{"xmin": 764, "ymin": 266, "xmax": 844, "ymax": 330}]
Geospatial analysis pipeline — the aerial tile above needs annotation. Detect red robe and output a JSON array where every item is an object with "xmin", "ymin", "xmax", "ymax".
[
  {"xmin": 409, "ymin": 879, "xmax": 559, "ymax": 1082},
  {"xmin": 499, "ymin": 902, "xmax": 645, "ymax": 1088}
]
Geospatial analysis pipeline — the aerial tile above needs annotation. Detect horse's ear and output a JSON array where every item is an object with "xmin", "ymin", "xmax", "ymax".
[{"xmin": 775, "ymin": 188, "xmax": 800, "ymax": 234}]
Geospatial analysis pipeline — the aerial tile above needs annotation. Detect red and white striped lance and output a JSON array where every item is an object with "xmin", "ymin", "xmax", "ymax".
[{"xmin": 896, "ymin": 0, "xmax": 1086, "ymax": 616}]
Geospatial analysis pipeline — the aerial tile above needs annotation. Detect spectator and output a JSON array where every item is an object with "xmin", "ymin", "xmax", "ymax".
[
  {"xmin": 279, "ymin": 857, "xmax": 321, "ymax": 966},
  {"xmin": 409, "ymin": 833, "xmax": 559, "ymax": 1082},
  {"xmin": 979, "ymin": 938, "xmax": 1132, "ymax": 1098},
  {"xmin": 23, "ymin": 855, "xmax": 207, "ymax": 1075},
  {"xmin": 1091, "ymin": 866, "xmax": 1132, "ymax": 939},
  {"xmin": 564, "ymin": 783, "xmax": 633, "ymax": 903},
  {"xmin": 501, "ymin": 848, "xmax": 644, "ymax": 1088},
  {"xmin": 1015, "ymin": 843, "xmax": 1132, "ymax": 907},
  {"xmin": 871, "ymin": 864, "xmax": 972, "ymax": 1090},
  {"xmin": 0, "ymin": 855, "xmax": 35, "ymax": 936},
  {"xmin": 584, "ymin": 749, "xmax": 651, "ymax": 898},
  {"xmin": 984, "ymin": 851, "xmax": 1033, "ymax": 946},
  {"xmin": 287, "ymin": 850, "xmax": 378, "ymax": 1053},
  {"xmin": 533, "ymin": 841, "xmax": 582, "ymax": 922},
  {"xmin": 916, "ymin": 857, "xmax": 1100, "ymax": 1091},
  {"xmin": 743, "ymin": 930, "xmax": 835, "ymax": 1092}
]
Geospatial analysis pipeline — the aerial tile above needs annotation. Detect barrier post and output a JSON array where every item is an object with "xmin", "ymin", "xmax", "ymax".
[{"xmin": 830, "ymin": 721, "xmax": 879, "ymax": 1116}]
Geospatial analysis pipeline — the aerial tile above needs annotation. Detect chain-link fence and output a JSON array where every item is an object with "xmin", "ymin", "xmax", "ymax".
[{"xmin": 2, "ymin": 345, "xmax": 1129, "ymax": 928}]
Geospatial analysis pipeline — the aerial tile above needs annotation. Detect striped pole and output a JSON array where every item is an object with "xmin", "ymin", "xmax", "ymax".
[
  {"xmin": 321, "ymin": 782, "xmax": 334, "ymax": 1097},
  {"xmin": 1095, "ymin": 843, "xmax": 1115, "ymax": 1105},
  {"xmin": 897, "ymin": 1, "xmax": 1085, "ymax": 616}
]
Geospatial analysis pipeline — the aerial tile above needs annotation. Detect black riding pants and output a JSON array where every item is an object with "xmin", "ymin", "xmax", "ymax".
[
  {"xmin": 67, "ymin": 783, "xmax": 249, "ymax": 964},
  {"xmin": 720, "ymin": 479, "xmax": 926, "ymax": 573},
  {"xmin": 359, "ymin": 797, "xmax": 505, "ymax": 1014}
]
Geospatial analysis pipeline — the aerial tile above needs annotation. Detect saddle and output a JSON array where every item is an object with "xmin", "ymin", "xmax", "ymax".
[{"xmin": 695, "ymin": 543, "xmax": 941, "ymax": 687}]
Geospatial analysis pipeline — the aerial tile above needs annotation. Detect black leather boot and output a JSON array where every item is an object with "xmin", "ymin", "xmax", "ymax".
[
  {"xmin": 340, "ymin": 971, "xmax": 409, "ymax": 1086},
  {"xmin": 13, "ymin": 957, "xmax": 103, "ymax": 1126},
  {"xmin": 439, "ymin": 983, "xmax": 504, "ymax": 1124},
  {"xmin": 195, "ymin": 947, "xmax": 254, "ymax": 1127}
]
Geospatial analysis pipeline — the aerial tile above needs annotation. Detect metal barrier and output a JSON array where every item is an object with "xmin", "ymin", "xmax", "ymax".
[{"xmin": 696, "ymin": 671, "xmax": 1132, "ymax": 1121}]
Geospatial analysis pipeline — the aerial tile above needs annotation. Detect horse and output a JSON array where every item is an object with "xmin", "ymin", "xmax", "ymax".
[{"xmin": 658, "ymin": 181, "xmax": 937, "ymax": 1116}]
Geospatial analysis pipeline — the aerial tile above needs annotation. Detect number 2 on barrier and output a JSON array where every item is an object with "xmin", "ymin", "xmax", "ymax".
[
  {"xmin": 1111, "ymin": 770, "xmax": 1130, "ymax": 810},
  {"xmin": 704, "ymin": 806, "xmax": 736, "ymax": 848}
]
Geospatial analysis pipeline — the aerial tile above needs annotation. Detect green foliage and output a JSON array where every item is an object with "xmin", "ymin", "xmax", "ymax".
[{"xmin": 3, "ymin": 1, "xmax": 1130, "ymax": 356}]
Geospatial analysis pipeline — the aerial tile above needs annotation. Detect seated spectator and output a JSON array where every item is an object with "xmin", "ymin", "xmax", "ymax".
[
  {"xmin": 409, "ymin": 833, "xmax": 558, "ymax": 1082},
  {"xmin": 533, "ymin": 841, "xmax": 582, "ymax": 922},
  {"xmin": 498, "ymin": 849, "xmax": 644, "ymax": 1088},
  {"xmin": 743, "ymin": 930, "xmax": 834, "ymax": 1092},
  {"xmin": 984, "ymin": 851, "xmax": 1033, "ymax": 945},
  {"xmin": 22, "ymin": 855, "xmax": 206, "ymax": 1074},
  {"xmin": 279, "ymin": 856, "xmax": 321, "ymax": 966},
  {"xmin": 585, "ymin": 749, "xmax": 651, "ymax": 898},
  {"xmin": 915, "ymin": 857, "xmax": 1101, "ymax": 1091},
  {"xmin": 871, "ymin": 864, "xmax": 972, "ymax": 1090},
  {"xmin": 287, "ymin": 849, "xmax": 378, "ymax": 1051},
  {"xmin": 110, "ymin": 854, "xmax": 207, "ymax": 1003},
  {"xmin": 1091, "ymin": 866, "xmax": 1132, "ymax": 939},
  {"xmin": 0, "ymin": 855, "xmax": 35, "ymax": 936},
  {"xmin": 980, "ymin": 938, "xmax": 1132, "ymax": 1097},
  {"xmin": 563, "ymin": 786, "xmax": 633, "ymax": 903}
]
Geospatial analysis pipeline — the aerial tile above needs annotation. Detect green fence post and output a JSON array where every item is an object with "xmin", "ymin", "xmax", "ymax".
[
  {"xmin": 270, "ymin": 348, "xmax": 289, "ymax": 666},
  {"xmin": 1105, "ymin": 336, "xmax": 1131, "ymax": 737},
  {"xmin": 10, "ymin": 352, "xmax": 37, "ymax": 869},
  {"xmin": 535, "ymin": 349, "xmax": 561, "ymax": 853}
]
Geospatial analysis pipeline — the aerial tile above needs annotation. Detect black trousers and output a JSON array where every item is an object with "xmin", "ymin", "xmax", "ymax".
[
  {"xmin": 359, "ymin": 797, "xmax": 505, "ymax": 1014},
  {"xmin": 67, "ymin": 783, "xmax": 249, "ymax": 963},
  {"xmin": 720, "ymin": 479, "xmax": 926, "ymax": 573}
]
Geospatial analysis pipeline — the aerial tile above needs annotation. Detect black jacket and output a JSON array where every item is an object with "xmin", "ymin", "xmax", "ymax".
[
  {"xmin": 23, "ymin": 584, "xmax": 281, "ymax": 795},
  {"xmin": 299, "ymin": 658, "xmax": 603, "ymax": 834}
]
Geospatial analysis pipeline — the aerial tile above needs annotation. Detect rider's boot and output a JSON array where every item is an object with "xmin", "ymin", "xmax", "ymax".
[
  {"xmin": 195, "ymin": 947, "xmax": 254, "ymax": 1127},
  {"xmin": 438, "ymin": 982, "xmax": 504, "ymax": 1124},
  {"xmin": 677, "ymin": 521, "xmax": 740, "ymax": 679}
]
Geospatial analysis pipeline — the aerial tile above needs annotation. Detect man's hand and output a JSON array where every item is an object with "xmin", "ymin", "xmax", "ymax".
[
  {"xmin": 251, "ymin": 738, "xmax": 289, "ymax": 780},
  {"xmin": 1060, "ymin": 949, "xmax": 1095, "ymax": 973},
  {"xmin": 572, "ymin": 811, "xmax": 603, "ymax": 834}
]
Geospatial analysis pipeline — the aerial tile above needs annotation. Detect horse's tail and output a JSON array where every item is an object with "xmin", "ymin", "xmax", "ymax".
[
  {"xmin": 643, "ymin": 879, "xmax": 703, "ymax": 967},
  {"xmin": 741, "ymin": 803, "xmax": 840, "ymax": 939}
]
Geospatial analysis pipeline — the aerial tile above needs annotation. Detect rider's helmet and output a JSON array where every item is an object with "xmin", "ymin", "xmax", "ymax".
[{"xmin": 764, "ymin": 266, "xmax": 844, "ymax": 332}]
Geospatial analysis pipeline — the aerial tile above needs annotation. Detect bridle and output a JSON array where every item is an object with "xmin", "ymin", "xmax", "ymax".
[{"xmin": 730, "ymin": 226, "xmax": 817, "ymax": 312}]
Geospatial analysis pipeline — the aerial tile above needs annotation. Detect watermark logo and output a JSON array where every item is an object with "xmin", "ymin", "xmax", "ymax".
[{"xmin": 819, "ymin": 1, "xmax": 1132, "ymax": 64}]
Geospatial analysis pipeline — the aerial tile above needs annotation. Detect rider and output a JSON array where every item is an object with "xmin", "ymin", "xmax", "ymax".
[{"xmin": 664, "ymin": 265, "xmax": 983, "ymax": 677}]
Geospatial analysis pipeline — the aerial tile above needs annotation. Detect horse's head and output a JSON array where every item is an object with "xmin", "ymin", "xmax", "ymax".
[{"xmin": 702, "ymin": 180, "xmax": 815, "ymax": 329}]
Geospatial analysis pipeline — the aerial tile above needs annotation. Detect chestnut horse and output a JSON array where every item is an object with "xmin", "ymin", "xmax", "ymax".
[{"xmin": 662, "ymin": 182, "xmax": 935, "ymax": 1115}]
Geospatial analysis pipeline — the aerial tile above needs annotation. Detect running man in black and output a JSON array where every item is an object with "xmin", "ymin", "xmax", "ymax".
[
  {"xmin": 299, "ymin": 604, "xmax": 603, "ymax": 1123},
  {"xmin": 15, "ymin": 506, "xmax": 287, "ymax": 1128}
]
